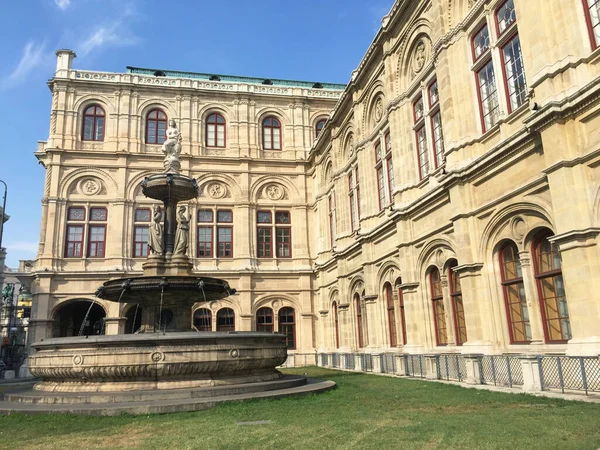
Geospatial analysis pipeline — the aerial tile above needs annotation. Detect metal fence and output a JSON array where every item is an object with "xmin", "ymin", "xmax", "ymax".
[
  {"xmin": 538, "ymin": 356, "xmax": 600, "ymax": 395},
  {"xmin": 345, "ymin": 353, "xmax": 355, "ymax": 370},
  {"xmin": 331, "ymin": 353, "xmax": 340, "ymax": 369},
  {"xmin": 436, "ymin": 354, "xmax": 466, "ymax": 382},
  {"xmin": 381, "ymin": 353, "xmax": 397, "ymax": 374},
  {"xmin": 404, "ymin": 354, "xmax": 426, "ymax": 378},
  {"xmin": 479, "ymin": 355, "xmax": 523, "ymax": 388}
]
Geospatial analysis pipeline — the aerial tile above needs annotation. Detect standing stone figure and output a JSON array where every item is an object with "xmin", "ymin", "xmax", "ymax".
[
  {"xmin": 173, "ymin": 206, "xmax": 190, "ymax": 256},
  {"xmin": 162, "ymin": 119, "xmax": 182, "ymax": 174},
  {"xmin": 148, "ymin": 205, "xmax": 163, "ymax": 255}
]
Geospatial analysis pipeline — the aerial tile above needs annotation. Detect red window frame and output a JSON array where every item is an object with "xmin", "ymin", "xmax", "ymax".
[
  {"xmin": 197, "ymin": 226, "xmax": 213, "ymax": 258},
  {"xmin": 193, "ymin": 308, "xmax": 212, "ymax": 331},
  {"xmin": 355, "ymin": 167, "xmax": 361, "ymax": 219},
  {"xmin": 471, "ymin": 23, "xmax": 500, "ymax": 133},
  {"xmin": 499, "ymin": 33, "xmax": 527, "ymax": 114},
  {"xmin": 448, "ymin": 262, "xmax": 468, "ymax": 345},
  {"xmin": 583, "ymin": 0, "xmax": 600, "ymax": 50},
  {"xmin": 82, "ymin": 104, "xmax": 105, "ymax": 141},
  {"xmin": 348, "ymin": 173, "xmax": 357, "ymax": 231},
  {"xmin": 328, "ymin": 195, "xmax": 336, "ymax": 246},
  {"xmin": 133, "ymin": 225, "xmax": 149, "ymax": 258},
  {"xmin": 278, "ymin": 307, "xmax": 296, "ymax": 349},
  {"xmin": 396, "ymin": 280, "xmax": 407, "ymax": 345},
  {"xmin": 532, "ymin": 231, "xmax": 572, "ymax": 343},
  {"xmin": 333, "ymin": 301, "xmax": 340, "ymax": 348},
  {"xmin": 413, "ymin": 96, "xmax": 429, "ymax": 180},
  {"xmin": 276, "ymin": 227, "xmax": 292, "ymax": 258},
  {"xmin": 216, "ymin": 308, "xmax": 235, "ymax": 331},
  {"xmin": 65, "ymin": 224, "xmax": 84, "ymax": 258},
  {"xmin": 206, "ymin": 112, "xmax": 226, "ymax": 148},
  {"xmin": 68, "ymin": 206, "xmax": 86, "ymax": 221},
  {"xmin": 257, "ymin": 227, "xmax": 272, "ymax": 258},
  {"xmin": 87, "ymin": 224, "xmax": 106, "ymax": 258},
  {"xmin": 430, "ymin": 267, "xmax": 448, "ymax": 346},
  {"xmin": 384, "ymin": 131, "xmax": 394, "ymax": 202},
  {"xmin": 262, "ymin": 116, "xmax": 282, "ymax": 150},
  {"xmin": 217, "ymin": 226, "xmax": 233, "ymax": 258},
  {"xmin": 385, "ymin": 283, "xmax": 397, "ymax": 347},
  {"xmin": 495, "ymin": 0, "xmax": 517, "ymax": 37},
  {"xmin": 428, "ymin": 79, "xmax": 445, "ymax": 169},
  {"xmin": 315, "ymin": 118, "xmax": 327, "ymax": 138},
  {"xmin": 256, "ymin": 307, "xmax": 274, "ymax": 332},
  {"xmin": 375, "ymin": 141, "xmax": 386, "ymax": 210},
  {"xmin": 499, "ymin": 241, "xmax": 532, "ymax": 344},
  {"xmin": 146, "ymin": 109, "xmax": 167, "ymax": 144},
  {"xmin": 355, "ymin": 293, "xmax": 364, "ymax": 348}
]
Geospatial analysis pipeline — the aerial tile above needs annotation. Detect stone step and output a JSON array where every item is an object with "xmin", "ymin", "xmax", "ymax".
[
  {"xmin": 0, "ymin": 378, "xmax": 335, "ymax": 416},
  {"xmin": 4, "ymin": 375, "xmax": 307, "ymax": 405}
]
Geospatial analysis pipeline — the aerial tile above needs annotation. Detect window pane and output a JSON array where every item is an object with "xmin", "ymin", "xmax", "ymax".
[
  {"xmin": 503, "ymin": 35, "xmax": 527, "ymax": 111},
  {"xmin": 147, "ymin": 121, "xmax": 157, "ymax": 144},
  {"xmin": 198, "ymin": 210, "xmax": 213, "ymax": 223},
  {"xmin": 157, "ymin": 121, "xmax": 166, "ymax": 144},
  {"xmin": 194, "ymin": 308, "xmax": 212, "ymax": 331},
  {"xmin": 590, "ymin": 0, "xmax": 600, "ymax": 46},
  {"xmin": 83, "ymin": 117, "xmax": 93, "ymax": 140},
  {"xmin": 473, "ymin": 24, "xmax": 490, "ymax": 59},
  {"xmin": 414, "ymin": 97, "xmax": 424, "ymax": 122},
  {"xmin": 275, "ymin": 211, "xmax": 290, "ymax": 224},
  {"xmin": 88, "ymin": 225, "xmax": 105, "ymax": 257},
  {"xmin": 207, "ymin": 124, "xmax": 215, "ymax": 147},
  {"xmin": 497, "ymin": 0, "xmax": 516, "ymax": 35},
  {"xmin": 377, "ymin": 166, "xmax": 386, "ymax": 208},
  {"xmin": 68, "ymin": 207, "xmax": 85, "ymax": 221},
  {"xmin": 276, "ymin": 228, "xmax": 291, "ymax": 257},
  {"xmin": 135, "ymin": 208, "xmax": 151, "ymax": 222},
  {"xmin": 477, "ymin": 60, "xmax": 500, "ymax": 130},
  {"xmin": 416, "ymin": 126, "xmax": 429, "ymax": 178},
  {"xmin": 429, "ymin": 80, "xmax": 439, "ymax": 106},
  {"xmin": 217, "ymin": 210, "xmax": 233, "ymax": 223},
  {"xmin": 264, "ymin": 128, "xmax": 272, "ymax": 149},
  {"xmin": 217, "ymin": 227, "xmax": 233, "ymax": 257},
  {"xmin": 217, "ymin": 125, "xmax": 225, "ymax": 147},
  {"xmin": 197, "ymin": 227, "xmax": 213, "ymax": 257},
  {"xmin": 257, "ymin": 227, "xmax": 272, "ymax": 257},
  {"xmin": 95, "ymin": 117, "xmax": 105, "ymax": 141},
  {"xmin": 272, "ymin": 128, "xmax": 281, "ymax": 150},
  {"xmin": 134, "ymin": 226, "xmax": 149, "ymax": 257},
  {"xmin": 257, "ymin": 211, "xmax": 272, "ymax": 223},
  {"xmin": 90, "ymin": 207, "xmax": 107, "ymax": 221},
  {"xmin": 432, "ymin": 112, "xmax": 445, "ymax": 167}
]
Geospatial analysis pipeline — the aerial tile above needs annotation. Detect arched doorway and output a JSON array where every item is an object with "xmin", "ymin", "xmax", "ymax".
[{"xmin": 53, "ymin": 300, "xmax": 106, "ymax": 337}]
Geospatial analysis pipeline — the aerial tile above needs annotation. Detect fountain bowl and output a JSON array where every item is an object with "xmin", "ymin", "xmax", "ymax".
[{"xmin": 29, "ymin": 332, "xmax": 287, "ymax": 393}]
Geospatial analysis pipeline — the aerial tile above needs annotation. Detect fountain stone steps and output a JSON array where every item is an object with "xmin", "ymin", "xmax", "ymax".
[{"xmin": 0, "ymin": 377, "xmax": 335, "ymax": 416}]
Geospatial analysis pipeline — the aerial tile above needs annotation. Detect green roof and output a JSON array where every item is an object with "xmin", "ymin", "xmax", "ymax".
[{"xmin": 126, "ymin": 66, "xmax": 346, "ymax": 90}]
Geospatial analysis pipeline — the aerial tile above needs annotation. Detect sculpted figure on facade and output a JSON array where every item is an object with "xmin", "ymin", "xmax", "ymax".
[
  {"xmin": 162, "ymin": 120, "xmax": 182, "ymax": 174},
  {"xmin": 173, "ymin": 206, "xmax": 190, "ymax": 256},
  {"xmin": 148, "ymin": 205, "xmax": 163, "ymax": 255}
]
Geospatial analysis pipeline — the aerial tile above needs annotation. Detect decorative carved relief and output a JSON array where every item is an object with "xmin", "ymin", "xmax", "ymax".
[
  {"xmin": 374, "ymin": 97, "xmax": 384, "ymax": 123},
  {"xmin": 75, "ymin": 177, "xmax": 105, "ymax": 196},
  {"xmin": 511, "ymin": 216, "xmax": 527, "ymax": 241},
  {"xmin": 200, "ymin": 182, "xmax": 230, "ymax": 199},
  {"xmin": 261, "ymin": 183, "xmax": 288, "ymax": 201},
  {"xmin": 412, "ymin": 40, "xmax": 427, "ymax": 74}
]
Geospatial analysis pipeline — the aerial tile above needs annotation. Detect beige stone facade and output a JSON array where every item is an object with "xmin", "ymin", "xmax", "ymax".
[{"xmin": 25, "ymin": 0, "xmax": 600, "ymax": 366}]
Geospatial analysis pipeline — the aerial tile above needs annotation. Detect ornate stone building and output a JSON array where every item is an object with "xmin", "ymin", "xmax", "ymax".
[{"xmin": 26, "ymin": 0, "xmax": 600, "ymax": 368}]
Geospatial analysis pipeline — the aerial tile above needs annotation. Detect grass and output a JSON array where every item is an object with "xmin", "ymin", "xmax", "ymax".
[{"xmin": 1, "ymin": 367, "xmax": 600, "ymax": 450}]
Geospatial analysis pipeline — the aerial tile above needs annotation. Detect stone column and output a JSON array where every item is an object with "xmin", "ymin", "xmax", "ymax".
[
  {"xmin": 518, "ymin": 250, "xmax": 545, "ymax": 346},
  {"xmin": 399, "ymin": 282, "xmax": 425, "ymax": 353},
  {"xmin": 463, "ymin": 354, "xmax": 482, "ymax": 385},
  {"xmin": 363, "ymin": 295, "xmax": 379, "ymax": 348},
  {"xmin": 519, "ymin": 355, "xmax": 543, "ymax": 392},
  {"xmin": 424, "ymin": 354, "xmax": 439, "ymax": 380}
]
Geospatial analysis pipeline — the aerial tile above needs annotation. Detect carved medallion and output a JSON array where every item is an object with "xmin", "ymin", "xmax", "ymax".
[
  {"xmin": 206, "ymin": 182, "xmax": 227, "ymax": 199},
  {"xmin": 374, "ymin": 98, "xmax": 384, "ymax": 123},
  {"xmin": 77, "ymin": 178, "xmax": 102, "ymax": 196},
  {"xmin": 72, "ymin": 355, "xmax": 84, "ymax": 365},
  {"xmin": 151, "ymin": 352, "xmax": 164, "ymax": 362},
  {"xmin": 229, "ymin": 349, "xmax": 240, "ymax": 358},
  {"xmin": 263, "ymin": 184, "xmax": 286, "ymax": 201},
  {"xmin": 511, "ymin": 216, "xmax": 527, "ymax": 241},
  {"xmin": 412, "ymin": 40, "xmax": 427, "ymax": 74}
]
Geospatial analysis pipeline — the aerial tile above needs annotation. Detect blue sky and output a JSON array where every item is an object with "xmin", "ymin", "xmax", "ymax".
[{"xmin": 0, "ymin": 0, "xmax": 395, "ymax": 268}]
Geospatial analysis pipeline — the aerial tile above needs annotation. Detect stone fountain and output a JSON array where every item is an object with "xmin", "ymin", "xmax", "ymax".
[{"xmin": 0, "ymin": 121, "xmax": 334, "ymax": 414}]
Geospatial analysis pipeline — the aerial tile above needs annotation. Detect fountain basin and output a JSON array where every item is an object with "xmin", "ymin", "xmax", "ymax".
[
  {"xmin": 29, "ymin": 332, "xmax": 287, "ymax": 393},
  {"xmin": 142, "ymin": 173, "xmax": 198, "ymax": 202}
]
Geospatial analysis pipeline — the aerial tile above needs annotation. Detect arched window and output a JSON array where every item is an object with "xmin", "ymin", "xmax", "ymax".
[
  {"xmin": 355, "ymin": 293, "xmax": 365, "ymax": 348},
  {"xmin": 448, "ymin": 261, "xmax": 467, "ymax": 345},
  {"xmin": 193, "ymin": 308, "xmax": 212, "ymax": 332},
  {"xmin": 315, "ymin": 118, "xmax": 327, "ymax": 138},
  {"xmin": 396, "ymin": 278, "xmax": 407, "ymax": 345},
  {"xmin": 256, "ymin": 307, "xmax": 274, "ymax": 332},
  {"xmin": 82, "ymin": 105, "xmax": 105, "ymax": 141},
  {"xmin": 216, "ymin": 307, "xmax": 235, "ymax": 332},
  {"xmin": 278, "ymin": 307, "xmax": 295, "ymax": 349},
  {"xmin": 430, "ymin": 267, "xmax": 448, "ymax": 345},
  {"xmin": 332, "ymin": 301, "xmax": 340, "ymax": 348},
  {"xmin": 533, "ymin": 231, "xmax": 571, "ymax": 342},
  {"xmin": 262, "ymin": 116, "xmax": 281, "ymax": 150},
  {"xmin": 384, "ymin": 283, "xmax": 397, "ymax": 347},
  {"xmin": 146, "ymin": 109, "xmax": 167, "ymax": 144},
  {"xmin": 206, "ymin": 113, "xmax": 226, "ymax": 147},
  {"xmin": 499, "ymin": 241, "xmax": 531, "ymax": 343}
]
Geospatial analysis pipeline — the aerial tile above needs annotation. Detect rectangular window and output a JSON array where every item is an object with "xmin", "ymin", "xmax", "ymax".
[
  {"xmin": 217, "ymin": 210, "xmax": 233, "ymax": 223},
  {"xmin": 501, "ymin": 35, "xmax": 527, "ymax": 112},
  {"xmin": 376, "ymin": 167, "xmax": 386, "ymax": 209},
  {"xmin": 496, "ymin": 0, "xmax": 516, "ymax": 35},
  {"xmin": 198, "ymin": 210, "xmax": 213, "ymax": 223},
  {"xmin": 87, "ymin": 225, "xmax": 106, "ymax": 257},
  {"xmin": 197, "ymin": 226, "xmax": 213, "ymax": 257},
  {"xmin": 217, "ymin": 227, "xmax": 233, "ymax": 257},
  {"xmin": 431, "ymin": 112, "xmax": 445, "ymax": 168},
  {"xmin": 68, "ymin": 207, "xmax": 85, "ymax": 221},
  {"xmin": 257, "ymin": 211, "xmax": 272, "ymax": 223},
  {"xmin": 585, "ymin": 0, "xmax": 600, "ymax": 49},
  {"xmin": 276, "ymin": 228, "xmax": 291, "ymax": 258},
  {"xmin": 415, "ymin": 126, "xmax": 429, "ymax": 179},
  {"xmin": 133, "ymin": 226, "xmax": 149, "ymax": 258},
  {"xmin": 257, "ymin": 228, "xmax": 272, "ymax": 257},
  {"xmin": 328, "ymin": 195, "xmax": 336, "ymax": 246},
  {"xmin": 135, "ymin": 208, "xmax": 151, "ymax": 222},
  {"xmin": 385, "ymin": 132, "xmax": 394, "ymax": 201},
  {"xmin": 65, "ymin": 225, "xmax": 84, "ymax": 257},
  {"xmin": 349, "ymin": 173, "xmax": 357, "ymax": 231},
  {"xmin": 476, "ymin": 60, "xmax": 500, "ymax": 131},
  {"xmin": 355, "ymin": 167, "xmax": 361, "ymax": 219}
]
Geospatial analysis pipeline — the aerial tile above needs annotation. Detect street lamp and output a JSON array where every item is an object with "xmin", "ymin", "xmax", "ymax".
[{"xmin": 0, "ymin": 179, "xmax": 7, "ymax": 252}]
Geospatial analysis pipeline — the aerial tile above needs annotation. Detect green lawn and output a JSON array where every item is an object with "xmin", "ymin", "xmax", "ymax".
[{"xmin": 1, "ymin": 367, "xmax": 600, "ymax": 450}]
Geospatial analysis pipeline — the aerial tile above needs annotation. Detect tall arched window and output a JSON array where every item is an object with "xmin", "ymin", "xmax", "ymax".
[
  {"xmin": 256, "ymin": 307, "xmax": 274, "ymax": 332},
  {"xmin": 499, "ymin": 241, "xmax": 531, "ymax": 343},
  {"xmin": 262, "ymin": 116, "xmax": 281, "ymax": 150},
  {"xmin": 278, "ymin": 307, "xmax": 295, "ymax": 349},
  {"xmin": 396, "ymin": 278, "xmax": 407, "ymax": 345},
  {"xmin": 384, "ymin": 283, "xmax": 397, "ymax": 347},
  {"xmin": 193, "ymin": 308, "xmax": 212, "ymax": 332},
  {"xmin": 332, "ymin": 301, "xmax": 340, "ymax": 348},
  {"xmin": 430, "ymin": 267, "xmax": 448, "ymax": 345},
  {"xmin": 206, "ymin": 113, "xmax": 226, "ymax": 147},
  {"xmin": 216, "ymin": 307, "xmax": 235, "ymax": 331},
  {"xmin": 448, "ymin": 261, "xmax": 467, "ymax": 345},
  {"xmin": 355, "ymin": 293, "xmax": 365, "ymax": 348},
  {"xmin": 315, "ymin": 118, "xmax": 327, "ymax": 138},
  {"xmin": 146, "ymin": 109, "xmax": 167, "ymax": 144},
  {"xmin": 82, "ymin": 105, "xmax": 105, "ymax": 141},
  {"xmin": 533, "ymin": 231, "xmax": 571, "ymax": 342}
]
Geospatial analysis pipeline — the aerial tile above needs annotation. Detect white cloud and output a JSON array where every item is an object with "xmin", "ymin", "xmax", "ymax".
[
  {"xmin": 54, "ymin": 0, "xmax": 71, "ymax": 10},
  {"xmin": 0, "ymin": 41, "xmax": 49, "ymax": 90},
  {"xmin": 5, "ymin": 241, "xmax": 38, "ymax": 254},
  {"xmin": 77, "ymin": 2, "xmax": 141, "ymax": 57}
]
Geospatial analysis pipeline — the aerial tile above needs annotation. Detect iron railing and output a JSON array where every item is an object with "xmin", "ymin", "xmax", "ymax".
[
  {"xmin": 404, "ymin": 354, "xmax": 426, "ymax": 378},
  {"xmin": 381, "ymin": 353, "xmax": 397, "ymax": 374},
  {"xmin": 479, "ymin": 355, "xmax": 523, "ymax": 388},
  {"xmin": 436, "ymin": 354, "xmax": 466, "ymax": 382},
  {"xmin": 538, "ymin": 356, "xmax": 600, "ymax": 395}
]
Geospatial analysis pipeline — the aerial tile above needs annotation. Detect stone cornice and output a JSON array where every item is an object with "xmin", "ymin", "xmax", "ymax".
[{"xmin": 549, "ymin": 228, "xmax": 600, "ymax": 251}]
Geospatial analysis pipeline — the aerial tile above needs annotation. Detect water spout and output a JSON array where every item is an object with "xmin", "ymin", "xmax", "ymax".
[
  {"xmin": 132, "ymin": 303, "xmax": 140, "ymax": 334},
  {"xmin": 78, "ymin": 296, "xmax": 100, "ymax": 336}
]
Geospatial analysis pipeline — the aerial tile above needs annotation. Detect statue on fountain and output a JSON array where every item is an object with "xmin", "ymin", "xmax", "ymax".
[
  {"xmin": 148, "ymin": 205, "xmax": 163, "ymax": 255},
  {"xmin": 173, "ymin": 206, "xmax": 190, "ymax": 256},
  {"xmin": 162, "ymin": 119, "xmax": 182, "ymax": 174}
]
